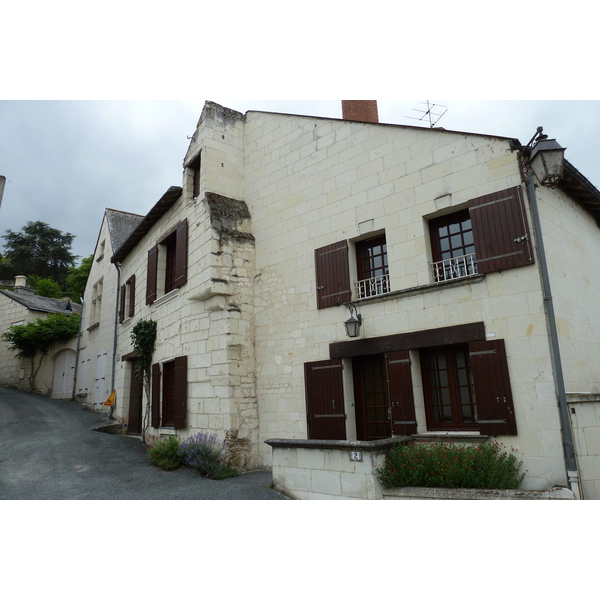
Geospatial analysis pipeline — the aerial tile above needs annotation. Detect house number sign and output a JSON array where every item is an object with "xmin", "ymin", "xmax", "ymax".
[{"xmin": 349, "ymin": 451, "xmax": 363, "ymax": 462}]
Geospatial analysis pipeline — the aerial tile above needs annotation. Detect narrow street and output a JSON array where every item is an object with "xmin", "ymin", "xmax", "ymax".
[{"xmin": 0, "ymin": 386, "xmax": 287, "ymax": 500}]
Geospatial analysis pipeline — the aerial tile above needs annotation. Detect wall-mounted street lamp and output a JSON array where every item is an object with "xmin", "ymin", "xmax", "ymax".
[
  {"xmin": 344, "ymin": 303, "xmax": 362, "ymax": 338},
  {"xmin": 521, "ymin": 127, "xmax": 579, "ymax": 498},
  {"xmin": 529, "ymin": 138, "xmax": 566, "ymax": 188}
]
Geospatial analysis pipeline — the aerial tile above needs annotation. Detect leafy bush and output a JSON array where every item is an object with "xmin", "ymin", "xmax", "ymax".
[
  {"xmin": 147, "ymin": 436, "xmax": 184, "ymax": 471},
  {"xmin": 179, "ymin": 431, "xmax": 239, "ymax": 480},
  {"xmin": 377, "ymin": 440, "xmax": 525, "ymax": 490}
]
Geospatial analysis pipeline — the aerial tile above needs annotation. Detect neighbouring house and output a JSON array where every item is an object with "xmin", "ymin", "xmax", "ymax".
[
  {"xmin": 76, "ymin": 208, "xmax": 144, "ymax": 411},
  {"xmin": 98, "ymin": 100, "xmax": 600, "ymax": 498},
  {"xmin": 0, "ymin": 276, "xmax": 81, "ymax": 397}
]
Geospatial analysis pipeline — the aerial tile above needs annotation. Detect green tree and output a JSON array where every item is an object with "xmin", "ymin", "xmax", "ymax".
[
  {"xmin": 28, "ymin": 276, "xmax": 64, "ymax": 299},
  {"xmin": 66, "ymin": 255, "xmax": 93, "ymax": 300},
  {"xmin": 1, "ymin": 221, "xmax": 78, "ymax": 287},
  {"xmin": 2, "ymin": 313, "xmax": 80, "ymax": 392},
  {"xmin": 0, "ymin": 252, "xmax": 15, "ymax": 281}
]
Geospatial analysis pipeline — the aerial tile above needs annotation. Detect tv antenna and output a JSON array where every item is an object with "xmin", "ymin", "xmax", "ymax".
[{"xmin": 406, "ymin": 100, "xmax": 447, "ymax": 128}]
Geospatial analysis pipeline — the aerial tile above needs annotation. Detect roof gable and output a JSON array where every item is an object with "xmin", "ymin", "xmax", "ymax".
[{"xmin": 111, "ymin": 186, "xmax": 183, "ymax": 263}]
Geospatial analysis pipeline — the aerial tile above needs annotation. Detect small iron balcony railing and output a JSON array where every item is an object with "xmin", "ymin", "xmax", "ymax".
[
  {"xmin": 432, "ymin": 253, "xmax": 478, "ymax": 282},
  {"xmin": 355, "ymin": 273, "xmax": 391, "ymax": 299}
]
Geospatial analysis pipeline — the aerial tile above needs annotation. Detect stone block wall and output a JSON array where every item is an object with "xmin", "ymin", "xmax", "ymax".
[{"xmin": 266, "ymin": 438, "xmax": 403, "ymax": 500}]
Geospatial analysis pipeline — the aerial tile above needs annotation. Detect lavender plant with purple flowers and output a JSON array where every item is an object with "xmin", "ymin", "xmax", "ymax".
[{"xmin": 179, "ymin": 432, "xmax": 239, "ymax": 480}]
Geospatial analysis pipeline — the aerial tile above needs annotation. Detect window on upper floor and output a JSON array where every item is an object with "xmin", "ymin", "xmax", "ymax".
[
  {"xmin": 119, "ymin": 275, "xmax": 136, "ymax": 323},
  {"xmin": 428, "ymin": 186, "xmax": 534, "ymax": 283},
  {"xmin": 91, "ymin": 278, "xmax": 103, "ymax": 325},
  {"xmin": 96, "ymin": 240, "xmax": 106, "ymax": 262},
  {"xmin": 314, "ymin": 233, "xmax": 391, "ymax": 308},
  {"xmin": 146, "ymin": 219, "xmax": 188, "ymax": 305},
  {"xmin": 355, "ymin": 235, "xmax": 390, "ymax": 299},
  {"xmin": 429, "ymin": 210, "xmax": 478, "ymax": 282}
]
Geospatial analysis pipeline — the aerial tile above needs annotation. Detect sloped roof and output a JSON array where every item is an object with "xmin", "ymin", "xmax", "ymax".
[
  {"xmin": 111, "ymin": 186, "xmax": 183, "ymax": 263},
  {"xmin": 105, "ymin": 208, "xmax": 145, "ymax": 253},
  {"xmin": 559, "ymin": 160, "xmax": 600, "ymax": 225},
  {"xmin": 0, "ymin": 290, "xmax": 82, "ymax": 315}
]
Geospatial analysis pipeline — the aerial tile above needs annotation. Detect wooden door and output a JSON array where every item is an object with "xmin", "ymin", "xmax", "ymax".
[
  {"xmin": 304, "ymin": 359, "xmax": 346, "ymax": 440},
  {"xmin": 353, "ymin": 355, "xmax": 391, "ymax": 441}
]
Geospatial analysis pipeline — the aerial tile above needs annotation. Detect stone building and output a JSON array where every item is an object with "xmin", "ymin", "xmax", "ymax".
[
  {"xmin": 99, "ymin": 100, "xmax": 600, "ymax": 497},
  {"xmin": 0, "ymin": 276, "xmax": 81, "ymax": 396},
  {"xmin": 76, "ymin": 208, "xmax": 143, "ymax": 411}
]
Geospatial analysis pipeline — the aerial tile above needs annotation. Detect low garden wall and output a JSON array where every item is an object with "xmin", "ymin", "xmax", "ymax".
[
  {"xmin": 264, "ymin": 437, "xmax": 408, "ymax": 500},
  {"xmin": 265, "ymin": 437, "xmax": 575, "ymax": 500}
]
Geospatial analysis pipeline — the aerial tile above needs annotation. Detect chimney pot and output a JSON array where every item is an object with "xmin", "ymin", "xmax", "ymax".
[{"xmin": 342, "ymin": 100, "xmax": 379, "ymax": 123}]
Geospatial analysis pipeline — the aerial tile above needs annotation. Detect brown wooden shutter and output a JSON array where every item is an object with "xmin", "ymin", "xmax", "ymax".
[
  {"xmin": 172, "ymin": 355, "xmax": 187, "ymax": 429},
  {"xmin": 469, "ymin": 339, "xmax": 517, "ymax": 435},
  {"xmin": 174, "ymin": 219, "xmax": 188, "ymax": 289},
  {"xmin": 314, "ymin": 241, "xmax": 351, "ymax": 309},
  {"xmin": 469, "ymin": 186, "xmax": 534, "ymax": 274},
  {"xmin": 304, "ymin": 359, "xmax": 346, "ymax": 440},
  {"xmin": 385, "ymin": 351, "xmax": 417, "ymax": 435},
  {"xmin": 128, "ymin": 274, "xmax": 136, "ymax": 317},
  {"xmin": 119, "ymin": 284, "xmax": 126, "ymax": 323},
  {"xmin": 151, "ymin": 362, "xmax": 161, "ymax": 428},
  {"xmin": 146, "ymin": 245, "xmax": 158, "ymax": 305}
]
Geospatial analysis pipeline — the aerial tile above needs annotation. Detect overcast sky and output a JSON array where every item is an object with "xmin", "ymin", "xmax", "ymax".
[{"xmin": 1, "ymin": 99, "xmax": 599, "ymax": 262}]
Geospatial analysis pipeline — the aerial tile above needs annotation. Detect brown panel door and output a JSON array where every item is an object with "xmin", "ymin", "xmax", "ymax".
[
  {"xmin": 127, "ymin": 361, "xmax": 144, "ymax": 436},
  {"xmin": 469, "ymin": 339, "xmax": 518, "ymax": 435},
  {"xmin": 354, "ymin": 355, "xmax": 391, "ymax": 441},
  {"xmin": 304, "ymin": 359, "xmax": 346, "ymax": 440},
  {"xmin": 386, "ymin": 351, "xmax": 417, "ymax": 435}
]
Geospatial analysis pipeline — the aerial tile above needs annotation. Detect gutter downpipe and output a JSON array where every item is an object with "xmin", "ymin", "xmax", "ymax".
[
  {"xmin": 72, "ymin": 296, "xmax": 84, "ymax": 401},
  {"xmin": 109, "ymin": 262, "xmax": 122, "ymax": 420},
  {"xmin": 525, "ymin": 169, "xmax": 581, "ymax": 499}
]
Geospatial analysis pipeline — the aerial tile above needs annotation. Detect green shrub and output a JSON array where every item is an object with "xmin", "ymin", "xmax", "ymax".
[
  {"xmin": 377, "ymin": 439, "xmax": 525, "ymax": 490},
  {"xmin": 147, "ymin": 436, "xmax": 184, "ymax": 471}
]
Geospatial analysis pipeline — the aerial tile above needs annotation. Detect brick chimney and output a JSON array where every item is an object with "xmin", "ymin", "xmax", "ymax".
[{"xmin": 341, "ymin": 100, "xmax": 379, "ymax": 123}]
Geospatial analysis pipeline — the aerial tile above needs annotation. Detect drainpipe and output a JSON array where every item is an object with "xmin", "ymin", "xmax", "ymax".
[
  {"xmin": 525, "ymin": 169, "xmax": 581, "ymax": 499},
  {"xmin": 72, "ymin": 296, "xmax": 85, "ymax": 401},
  {"xmin": 109, "ymin": 262, "xmax": 122, "ymax": 419}
]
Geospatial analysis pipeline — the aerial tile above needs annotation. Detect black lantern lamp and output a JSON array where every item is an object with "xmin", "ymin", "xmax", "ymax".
[
  {"xmin": 344, "ymin": 303, "xmax": 362, "ymax": 338},
  {"xmin": 529, "ymin": 138, "xmax": 566, "ymax": 188}
]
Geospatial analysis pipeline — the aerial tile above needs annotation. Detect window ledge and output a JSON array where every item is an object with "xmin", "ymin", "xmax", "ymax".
[
  {"xmin": 153, "ymin": 288, "xmax": 180, "ymax": 307},
  {"xmin": 158, "ymin": 427, "xmax": 177, "ymax": 436},
  {"xmin": 87, "ymin": 322, "xmax": 100, "ymax": 332},
  {"xmin": 350, "ymin": 274, "xmax": 485, "ymax": 307},
  {"xmin": 412, "ymin": 432, "xmax": 489, "ymax": 443}
]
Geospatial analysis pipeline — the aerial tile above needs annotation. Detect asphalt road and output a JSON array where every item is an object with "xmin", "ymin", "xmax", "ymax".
[{"xmin": 0, "ymin": 386, "xmax": 287, "ymax": 500}]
